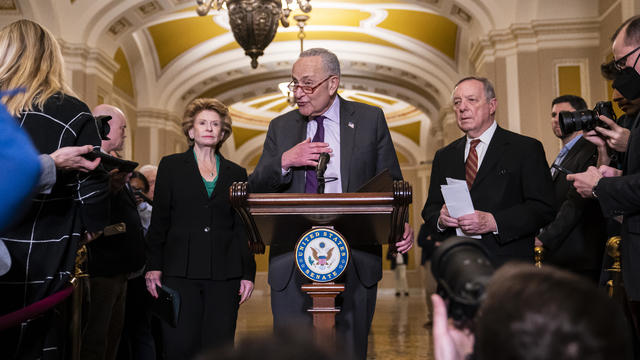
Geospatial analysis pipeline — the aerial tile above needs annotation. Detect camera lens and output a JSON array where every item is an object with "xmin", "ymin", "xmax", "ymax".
[
  {"xmin": 431, "ymin": 236, "xmax": 494, "ymax": 322},
  {"xmin": 559, "ymin": 110, "xmax": 598, "ymax": 136}
]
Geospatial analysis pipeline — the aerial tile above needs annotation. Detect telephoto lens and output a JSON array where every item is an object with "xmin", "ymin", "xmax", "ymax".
[
  {"xmin": 558, "ymin": 109, "xmax": 598, "ymax": 135},
  {"xmin": 431, "ymin": 236, "xmax": 495, "ymax": 326},
  {"xmin": 558, "ymin": 101, "xmax": 616, "ymax": 137}
]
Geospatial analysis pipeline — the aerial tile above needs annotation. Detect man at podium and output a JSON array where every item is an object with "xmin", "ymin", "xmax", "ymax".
[{"xmin": 249, "ymin": 48, "xmax": 413, "ymax": 359}]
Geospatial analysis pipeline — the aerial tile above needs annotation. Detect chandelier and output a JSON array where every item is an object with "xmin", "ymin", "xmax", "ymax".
[{"xmin": 196, "ymin": 0, "xmax": 312, "ymax": 69}]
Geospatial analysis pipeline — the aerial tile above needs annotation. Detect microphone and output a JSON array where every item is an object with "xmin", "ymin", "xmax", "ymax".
[
  {"xmin": 316, "ymin": 152, "xmax": 330, "ymax": 194},
  {"xmin": 316, "ymin": 152, "xmax": 330, "ymax": 177}
]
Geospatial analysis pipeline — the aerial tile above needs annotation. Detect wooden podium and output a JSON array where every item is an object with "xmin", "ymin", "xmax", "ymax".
[{"xmin": 229, "ymin": 179, "xmax": 411, "ymax": 343}]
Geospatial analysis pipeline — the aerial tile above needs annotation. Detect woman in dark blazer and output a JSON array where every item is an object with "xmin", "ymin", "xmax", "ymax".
[{"xmin": 145, "ymin": 98, "xmax": 256, "ymax": 359}]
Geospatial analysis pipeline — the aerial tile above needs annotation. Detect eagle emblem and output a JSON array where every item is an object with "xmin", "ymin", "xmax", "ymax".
[
  {"xmin": 295, "ymin": 228, "xmax": 350, "ymax": 282},
  {"xmin": 310, "ymin": 243, "xmax": 335, "ymax": 268}
]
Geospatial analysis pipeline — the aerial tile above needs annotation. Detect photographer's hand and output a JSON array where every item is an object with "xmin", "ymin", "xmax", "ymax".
[
  {"xmin": 566, "ymin": 166, "xmax": 602, "ymax": 198},
  {"xmin": 584, "ymin": 130, "xmax": 612, "ymax": 167},
  {"xmin": 50, "ymin": 145, "xmax": 101, "ymax": 172},
  {"xmin": 458, "ymin": 211, "xmax": 497, "ymax": 235},
  {"xmin": 595, "ymin": 115, "xmax": 630, "ymax": 152},
  {"xmin": 599, "ymin": 165, "xmax": 622, "ymax": 177},
  {"xmin": 432, "ymin": 294, "xmax": 474, "ymax": 360}
]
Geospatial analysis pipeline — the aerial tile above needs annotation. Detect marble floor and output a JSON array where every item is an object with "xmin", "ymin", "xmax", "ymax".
[{"xmin": 235, "ymin": 291, "xmax": 434, "ymax": 360}]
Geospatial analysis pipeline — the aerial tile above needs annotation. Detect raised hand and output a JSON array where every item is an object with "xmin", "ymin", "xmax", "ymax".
[{"xmin": 281, "ymin": 138, "xmax": 332, "ymax": 170}]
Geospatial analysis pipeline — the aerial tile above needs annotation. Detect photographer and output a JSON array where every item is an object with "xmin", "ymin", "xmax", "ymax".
[
  {"xmin": 613, "ymin": 88, "xmax": 640, "ymax": 131},
  {"xmin": 81, "ymin": 104, "xmax": 146, "ymax": 360},
  {"xmin": 432, "ymin": 263, "xmax": 632, "ymax": 360},
  {"xmin": 535, "ymin": 95, "xmax": 606, "ymax": 283},
  {"xmin": 608, "ymin": 88, "xmax": 640, "ymax": 170},
  {"xmin": 567, "ymin": 14, "xmax": 640, "ymax": 343}
]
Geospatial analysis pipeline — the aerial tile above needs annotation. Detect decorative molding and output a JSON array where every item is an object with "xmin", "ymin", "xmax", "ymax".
[
  {"xmin": 108, "ymin": 17, "xmax": 133, "ymax": 37},
  {"xmin": 450, "ymin": 4, "xmax": 471, "ymax": 23},
  {"xmin": 59, "ymin": 41, "xmax": 120, "ymax": 85},
  {"xmin": 137, "ymin": 109, "xmax": 183, "ymax": 136},
  {"xmin": 0, "ymin": 0, "xmax": 16, "ymax": 10},
  {"xmin": 137, "ymin": 1, "xmax": 163, "ymax": 17},
  {"xmin": 552, "ymin": 58, "xmax": 591, "ymax": 103},
  {"xmin": 469, "ymin": 18, "xmax": 600, "ymax": 70}
]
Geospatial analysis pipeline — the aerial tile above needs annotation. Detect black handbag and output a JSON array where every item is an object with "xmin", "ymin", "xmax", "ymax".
[{"xmin": 150, "ymin": 284, "xmax": 180, "ymax": 328}]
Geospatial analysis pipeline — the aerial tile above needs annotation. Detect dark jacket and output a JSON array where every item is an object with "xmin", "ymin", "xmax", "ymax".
[
  {"xmin": 596, "ymin": 113, "xmax": 640, "ymax": 299},
  {"xmin": 538, "ymin": 137, "xmax": 606, "ymax": 271},
  {"xmin": 88, "ymin": 185, "xmax": 146, "ymax": 277},
  {"xmin": 1, "ymin": 93, "xmax": 109, "ymax": 312},
  {"xmin": 248, "ymin": 97, "xmax": 402, "ymax": 290},
  {"xmin": 422, "ymin": 126, "xmax": 556, "ymax": 265},
  {"xmin": 147, "ymin": 149, "xmax": 255, "ymax": 281}
]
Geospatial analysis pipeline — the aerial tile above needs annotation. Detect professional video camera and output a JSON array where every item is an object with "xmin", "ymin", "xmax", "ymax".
[
  {"xmin": 559, "ymin": 101, "xmax": 617, "ymax": 137},
  {"xmin": 431, "ymin": 236, "xmax": 495, "ymax": 327}
]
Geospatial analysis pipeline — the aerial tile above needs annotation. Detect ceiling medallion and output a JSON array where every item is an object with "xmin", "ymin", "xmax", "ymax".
[{"xmin": 196, "ymin": 0, "xmax": 312, "ymax": 69}]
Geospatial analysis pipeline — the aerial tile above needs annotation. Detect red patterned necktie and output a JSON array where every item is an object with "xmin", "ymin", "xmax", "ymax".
[{"xmin": 465, "ymin": 139, "xmax": 481, "ymax": 189}]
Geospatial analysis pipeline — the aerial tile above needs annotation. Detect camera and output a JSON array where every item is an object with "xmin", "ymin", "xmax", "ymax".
[
  {"xmin": 94, "ymin": 115, "xmax": 112, "ymax": 141},
  {"xmin": 559, "ymin": 101, "xmax": 617, "ymax": 137},
  {"xmin": 431, "ymin": 236, "xmax": 495, "ymax": 326},
  {"xmin": 133, "ymin": 190, "xmax": 153, "ymax": 206}
]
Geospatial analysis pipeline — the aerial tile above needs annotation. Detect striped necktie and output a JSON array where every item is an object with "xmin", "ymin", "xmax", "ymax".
[{"xmin": 465, "ymin": 139, "xmax": 481, "ymax": 189}]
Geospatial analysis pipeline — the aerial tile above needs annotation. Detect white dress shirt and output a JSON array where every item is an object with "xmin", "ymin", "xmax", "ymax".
[
  {"xmin": 306, "ymin": 96, "xmax": 342, "ymax": 193},
  {"xmin": 464, "ymin": 120, "xmax": 498, "ymax": 168}
]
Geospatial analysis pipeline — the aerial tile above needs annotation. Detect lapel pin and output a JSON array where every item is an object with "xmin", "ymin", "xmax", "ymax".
[{"xmin": 348, "ymin": 122, "xmax": 354, "ymax": 129}]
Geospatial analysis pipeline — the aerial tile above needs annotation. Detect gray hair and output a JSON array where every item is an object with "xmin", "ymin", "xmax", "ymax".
[
  {"xmin": 138, "ymin": 164, "xmax": 158, "ymax": 175},
  {"xmin": 299, "ymin": 48, "xmax": 341, "ymax": 77},
  {"xmin": 453, "ymin": 76, "xmax": 496, "ymax": 101}
]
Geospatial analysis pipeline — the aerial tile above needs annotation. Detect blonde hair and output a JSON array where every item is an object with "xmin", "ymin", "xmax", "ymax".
[
  {"xmin": 0, "ymin": 20, "xmax": 71, "ymax": 116},
  {"xmin": 182, "ymin": 98, "xmax": 232, "ymax": 150}
]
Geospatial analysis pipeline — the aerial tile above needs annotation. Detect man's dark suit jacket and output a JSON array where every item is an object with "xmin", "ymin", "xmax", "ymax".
[
  {"xmin": 147, "ymin": 149, "xmax": 255, "ymax": 282},
  {"xmin": 596, "ymin": 112, "xmax": 640, "ymax": 300},
  {"xmin": 88, "ymin": 185, "xmax": 145, "ymax": 277},
  {"xmin": 248, "ymin": 96, "xmax": 402, "ymax": 290},
  {"xmin": 537, "ymin": 137, "xmax": 606, "ymax": 273},
  {"xmin": 422, "ymin": 126, "xmax": 556, "ymax": 265}
]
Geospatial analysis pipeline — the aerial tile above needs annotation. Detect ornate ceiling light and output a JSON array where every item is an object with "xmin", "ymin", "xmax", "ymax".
[
  {"xmin": 196, "ymin": 0, "xmax": 312, "ymax": 69},
  {"xmin": 280, "ymin": 14, "xmax": 308, "ymax": 105}
]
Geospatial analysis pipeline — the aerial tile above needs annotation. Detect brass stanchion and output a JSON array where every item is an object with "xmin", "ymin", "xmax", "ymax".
[
  {"xmin": 606, "ymin": 236, "xmax": 623, "ymax": 300},
  {"xmin": 534, "ymin": 245, "xmax": 544, "ymax": 268},
  {"xmin": 70, "ymin": 244, "xmax": 89, "ymax": 360}
]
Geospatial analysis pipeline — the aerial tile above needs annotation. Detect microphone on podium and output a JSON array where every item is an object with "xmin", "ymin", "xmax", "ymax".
[{"xmin": 316, "ymin": 152, "xmax": 330, "ymax": 194}]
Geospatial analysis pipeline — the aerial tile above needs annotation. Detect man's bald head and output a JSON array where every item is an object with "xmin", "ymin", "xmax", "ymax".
[{"xmin": 94, "ymin": 104, "xmax": 127, "ymax": 153}]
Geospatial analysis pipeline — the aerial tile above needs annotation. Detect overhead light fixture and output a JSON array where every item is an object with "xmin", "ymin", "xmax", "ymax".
[
  {"xmin": 279, "ymin": 14, "xmax": 309, "ymax": 106},
  {"xmin": 196, "ymin": 0, "xmax": 312, "ymax": 69}
]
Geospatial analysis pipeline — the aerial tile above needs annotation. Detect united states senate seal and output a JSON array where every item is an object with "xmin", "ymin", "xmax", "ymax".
[{"xmin": 295, "ymin": 227, "xmax": 349, "ymax": 282}]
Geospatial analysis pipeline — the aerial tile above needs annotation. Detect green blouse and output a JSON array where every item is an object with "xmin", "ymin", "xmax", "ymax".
[{"xmin": 193, "ymin": 149, "xmax": 220, "ymax": 197}]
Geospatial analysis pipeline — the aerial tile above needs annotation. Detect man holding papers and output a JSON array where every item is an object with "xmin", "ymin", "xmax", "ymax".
[{"xmin": 422, "ymin": 77, "xmax": 556, "ymax": 265}]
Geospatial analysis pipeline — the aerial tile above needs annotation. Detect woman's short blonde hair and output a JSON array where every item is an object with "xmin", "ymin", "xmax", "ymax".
[
  {"xmin": 182, "ymin": 98, "xmax": 232, "ymax": 150},
  {"xmin": 0, "ymin": 19, "xmax": 70, "ymax": 116}
]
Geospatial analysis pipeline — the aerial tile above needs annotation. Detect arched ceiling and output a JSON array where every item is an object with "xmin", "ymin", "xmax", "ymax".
[
  {"xmin": 3, "ymin": 0, "xmax": 603, "ymax": 166},
  {"xmin": 9, "ymin": 0, "xmax": 484, "ymax": 165}
]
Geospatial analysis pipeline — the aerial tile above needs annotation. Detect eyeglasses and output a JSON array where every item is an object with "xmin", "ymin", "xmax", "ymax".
[
  {"xmin": 614, "ymin": 45, "xmax": 640, "ymax": 71},
  {"xmin": 287, "ymin": 76, "xmax": 333, "ymax": 94}
]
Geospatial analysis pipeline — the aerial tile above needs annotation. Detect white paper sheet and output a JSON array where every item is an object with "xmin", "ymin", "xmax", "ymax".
[{"xmin": 440, "ymin": 177, "xmax": 481, "ymax": 239}]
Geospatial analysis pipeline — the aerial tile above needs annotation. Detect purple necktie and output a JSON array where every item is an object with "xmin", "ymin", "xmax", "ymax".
[{"xmin": 305, "ymin": 116, "xmax": 325, "ymax": 193}]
